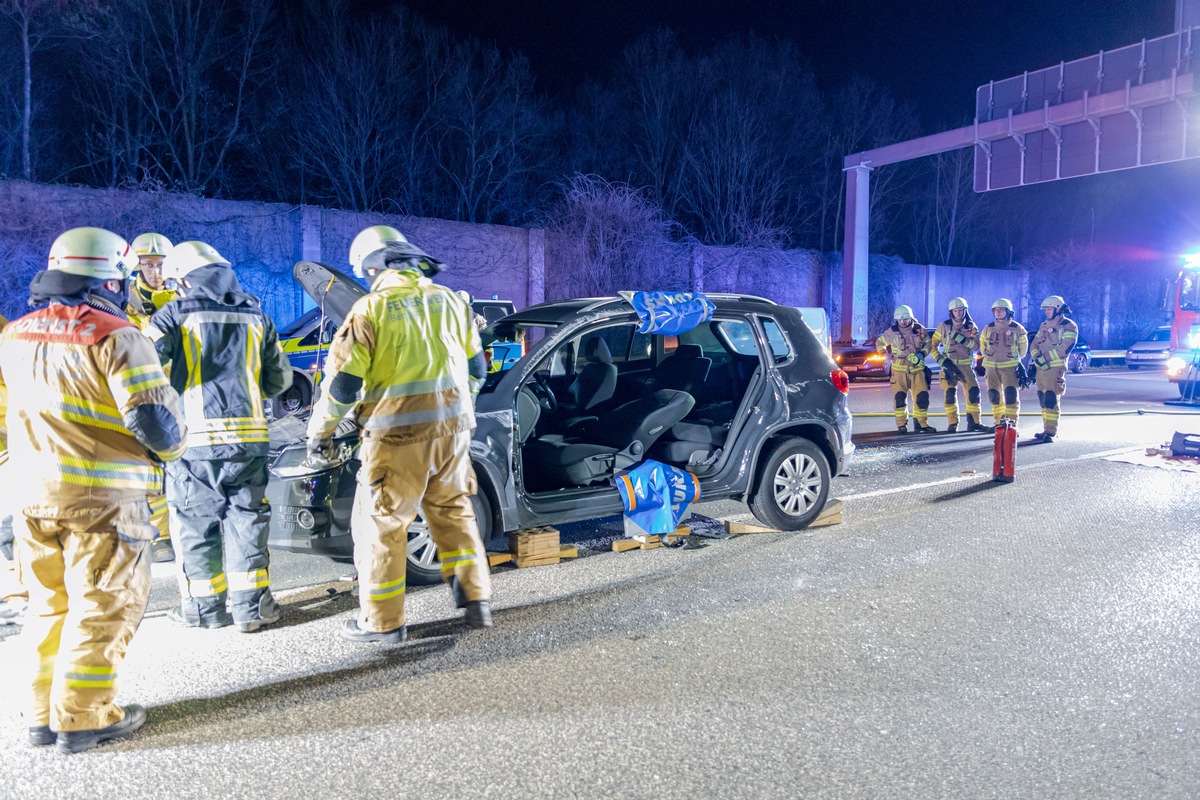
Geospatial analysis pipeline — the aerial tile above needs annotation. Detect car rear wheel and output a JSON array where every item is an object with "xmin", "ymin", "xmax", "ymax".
[
  {"xmin": 747, "ymin": 437, "xmax": 831, "ymax": 531},
  {"xmin": 1127, "ymin": 364, "xmax": 1140, "ymax": 370},
  {"xmin": 406, "ymin": 488, "xmax": 494, "ymax": 585},
  {"xmin": 271, "ymin": 370, "xmax": 313, "ymax": 419},
  {"xmin": 1069, "ymin": 354, "xmax": 1087, "ymax": 374}
]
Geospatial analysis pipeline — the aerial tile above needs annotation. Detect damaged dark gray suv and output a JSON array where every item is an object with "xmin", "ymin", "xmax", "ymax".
[{"xmin": 267, "ymin": 265, "xmax": 854, "ymax": 584}]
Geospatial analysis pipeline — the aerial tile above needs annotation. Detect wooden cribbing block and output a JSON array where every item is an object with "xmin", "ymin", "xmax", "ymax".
[
  {"xmin": 723, "ymin": 499, "xmax": 844, "ymax": 535},
  {"xmin": 487, "ymin": 552, "xmax": 515, "ymax": 567},
  {"xmin": 508, "ymin": 526, "xmax": 561, "ymax": 568},
  {"xmin": 559, "ymin": 545, "xmax": 578, "ymax": 559}
]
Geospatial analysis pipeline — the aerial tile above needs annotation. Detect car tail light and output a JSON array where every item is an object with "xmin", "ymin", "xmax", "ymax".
[{"xmin": 831, "ymin": 369, "xmax": 849, "ymax": 394}]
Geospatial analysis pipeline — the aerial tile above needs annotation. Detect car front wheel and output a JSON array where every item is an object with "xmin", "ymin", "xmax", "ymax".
[
  {"xmin": 1069, "ymin": 354, "xmax": 1087, "ymax": 374},
  {"xmin": 406, "ymin": 488, "xmax": 494, "ymax": 585},
  {"xmin": 748, "ymin": 437, "xmax": 831, "ymax": 531}
]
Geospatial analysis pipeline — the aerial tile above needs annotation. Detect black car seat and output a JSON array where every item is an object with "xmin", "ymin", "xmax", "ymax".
[
  {"xmin": 523, "ymin": 390, "xmax": 695, "ymax": 488},
  {"xmin": 651, "ymin": 421, "xmax": 731, "ymax": 467},
  {"xmin": 564, "ymin": 337, "xmax": 617, "ymax": 412},
  {"xmin": 648, "ymin": 344, "xmax": 711, "ymax": 395}
]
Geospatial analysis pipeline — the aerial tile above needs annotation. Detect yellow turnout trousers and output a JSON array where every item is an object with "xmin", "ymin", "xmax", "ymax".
[
  {"xmin": 149, "ymin": 493, "xmax": 169, "ymax": 544},
  {"xmin": 16, "ymin": 501, "xmax": 154, "ymax": 731},
  {"xmin": 1035, "ymin": 365, "xmax": 1068, "ymax": 435},
  {"xmin": 352, "ymin": 430, "xmax": 492, "ymax": 632},
  {"xmin": 985, "ymin": 366, "xmax": 1021, "ymax": 425}
]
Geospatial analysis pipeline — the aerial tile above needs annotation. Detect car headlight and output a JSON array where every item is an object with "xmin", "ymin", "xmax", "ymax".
[{"xmin": 1167, "ymin": 356, "xmax": 1187, "ymax": 374}]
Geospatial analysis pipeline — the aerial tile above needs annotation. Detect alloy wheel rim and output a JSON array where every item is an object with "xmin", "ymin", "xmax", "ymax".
[
  {"xmin": 406, "ymin": 518, "xmax": 438, "ymax": 568},
  {"xmin": 773, "ymin": 453, "xmax": 821, "ymax": 516}
]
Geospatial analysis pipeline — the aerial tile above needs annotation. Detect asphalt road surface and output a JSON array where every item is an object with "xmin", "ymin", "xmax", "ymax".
[{"xmin": 2, "ymin": 364, "xmax": 1199, "ymax": 799}]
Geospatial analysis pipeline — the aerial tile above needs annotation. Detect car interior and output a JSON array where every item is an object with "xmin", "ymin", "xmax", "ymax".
[{"xmin": 517, "ymin": 317, "xmax": 777, "ymax": 493}]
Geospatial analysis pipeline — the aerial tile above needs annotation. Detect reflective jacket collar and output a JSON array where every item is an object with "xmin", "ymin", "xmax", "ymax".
[{"xmin": 370, "ymin": 267, "xmax": 429, "ymax": 294}]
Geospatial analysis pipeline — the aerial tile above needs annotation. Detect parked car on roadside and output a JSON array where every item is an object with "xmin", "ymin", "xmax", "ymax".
[
  {"xmin": 1125, "ymin": 326, "xmax": 1172, "ymax": 369},
  {"xmin": 267, "ymin": 269, "xmax": 855, "ymax": 584}
]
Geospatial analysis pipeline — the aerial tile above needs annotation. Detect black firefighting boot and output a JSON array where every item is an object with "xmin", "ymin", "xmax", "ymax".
[
  {"xmin": 946, "ymin": 423, "xmax": 958, "ymax": 433},
  {"xmin": 913, "ymin": 419, "xmax": 937, "ymax": 434},
  {"xmin": 464, "ymin": 600, "xmax": 493, "ymax": 629},
  {"xmin": 56, "ymin": 705, "xmax": 147, "ymax": 755}
]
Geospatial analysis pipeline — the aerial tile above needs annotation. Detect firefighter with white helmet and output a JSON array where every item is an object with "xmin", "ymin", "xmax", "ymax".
[
  {"xmin": 149, "ymin": 241, "xmax": 292, "ymax": 632},
  {"xmin": 127, "ymin": 232, "xmax": 177, "ymax": 562},
  {"xmin": 980, "ymin": 298, "xmax": 1029, "ymax": 429},
  {"xmin": 307, "ymin": 225, "xmax": 492, "ymax": 642},
  {"xmin": 1028, "ymin": 295, "xmax": 1078, "ymax": 442},
  {"xmin": 876, "ymin": 304, "xmax": 936, "ymax": 433},
  {"xmin": 931, "ymin": 297, "xmax": 986, "ymax": 432},
  {"xmin": 0, "ymin": 227, "xmax": 187, "ymax": 753}
]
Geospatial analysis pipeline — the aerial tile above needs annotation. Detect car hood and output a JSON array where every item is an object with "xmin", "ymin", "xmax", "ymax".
[{"xmin": 293, "ymin": 261, "xmax": 367, "ymax": 327}]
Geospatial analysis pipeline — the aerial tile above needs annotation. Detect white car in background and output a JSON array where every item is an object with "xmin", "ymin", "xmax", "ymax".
[{"xmin": 1125, "ymin": 326, "xmax": 1172, "ymax": 369}]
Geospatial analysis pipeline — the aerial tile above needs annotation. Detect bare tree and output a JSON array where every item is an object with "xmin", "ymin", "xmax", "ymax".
[
  {"xmin": 913, "ymin": 144, "xmax": 984, "ymax": 266},
  {"xmin": 545, "ymin": 174, "xmax": 684, "ymax": 299}
]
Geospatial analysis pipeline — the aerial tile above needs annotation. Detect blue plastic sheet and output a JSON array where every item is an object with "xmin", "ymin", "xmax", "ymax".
[
  {"xmin": 614, "ymin": 459, "xmax": 702, "ymax": 535},
  {"xmin": 630, "ymin": 291, "xmax": 716, "ymax": 336}
]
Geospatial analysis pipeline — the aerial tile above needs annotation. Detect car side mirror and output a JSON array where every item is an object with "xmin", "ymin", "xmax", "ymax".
[{"xmin": 320, "ymin": 326, "xmax": 334, "ymax": 345}]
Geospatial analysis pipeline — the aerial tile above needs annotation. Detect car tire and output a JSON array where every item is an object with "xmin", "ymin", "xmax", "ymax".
[
  {"xmin": 1127, "ymin": 364, "xmax": 1139, "ymax": 370},
  {"xmin": 271, "ymin": 371, "xmax": 313, "ymax": 420},
  {"xmin": 1070, "ymin": 354, "xmax": 1086, "ymax": 374},
  {"xmin": 1180, "ymin": 382, "xmax": 1199, "ymax": 400},
  {"xmin": 406, "ymin": 486, "xmax": 494, "ymax": 586},
  {"xmin": 747, "ymin": 437, "xmax": 831, "ymax": 531}
]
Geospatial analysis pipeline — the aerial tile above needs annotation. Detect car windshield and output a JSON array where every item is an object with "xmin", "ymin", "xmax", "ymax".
[
  {"xmin": 479, "ymin": 321, "xmax": 557, "ymax": 392},
  {"xmin": 278, "ymin": 307, "xmax": 321, "ymax": 338}
]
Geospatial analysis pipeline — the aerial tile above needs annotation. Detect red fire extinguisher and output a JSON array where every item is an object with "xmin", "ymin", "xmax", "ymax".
[{"xmin": 992, "ymin": 419, "xmax": 1016, "ymax": 483}]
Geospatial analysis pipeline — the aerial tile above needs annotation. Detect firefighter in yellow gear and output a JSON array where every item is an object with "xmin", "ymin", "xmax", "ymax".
[
  {"xmin": 931, "ymin": 297, "xmax": 987, "ymax": 432},
  {"xmin": 980, "ymin": 298, "xmax": 1029, "ymax": 428},
  {"xmin": 0, "ymin": 311, "xmax": 27, "ymax": 630},
  {"xmin": 126, "ymin": 232, "xmax": 177, "ymax": 561},
  {"xmin": 1029, "ymin": 295, "xmax": 1078, "ymax": 442},
  {"xmin": 0, "ymin": 227, "xmax": 186, "ymax": 754},
  {"xmin": 876, "ymin": 305, "xmax": 936, "ymax": 433},
  {"xmin": 307, "ymin": 225, "xmax": 492, "ymax": 642}
]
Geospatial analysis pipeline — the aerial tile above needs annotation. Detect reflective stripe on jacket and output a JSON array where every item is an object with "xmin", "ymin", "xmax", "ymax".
[
  {"xmin": 931, "ymin": 319, "xmax": 979, "ymax": 365},
  {"xmin": 0, "ymin": 302, "xmax": 186, "ymax": 518},
  {"xmin": 981, "ymin": 320, "xmax": 1029, "ymax": 368},
  {"xmin": 149, "ymin": 270, "xmax": 290, "ymax": 458},
  {"xmin": 309, "ymin": 268, "xmax": 482, "ymax": 444},
  {"xmin": 876, "ymin": 322, "xmax": 930, "ymax": 374},
  {"xmin": 1030, "ymin": 317, "xmax": 1078, "ymax": 367}
]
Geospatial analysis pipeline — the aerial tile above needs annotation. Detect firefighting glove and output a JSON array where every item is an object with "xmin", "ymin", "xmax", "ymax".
[
  {"xmin": 1033, "ymin": 354, "xmax": 1049, "ymax": 370},
  {"xmin": 939, "ymin": 359, "xmax": 963, "ymax": 383},
  {"xmin": 307, "ymin": 436, "xmax": 336, "ymax": 465},
  {"xmin": 906, "ymin": 352, "xmax": 922, "ymax": 366}
]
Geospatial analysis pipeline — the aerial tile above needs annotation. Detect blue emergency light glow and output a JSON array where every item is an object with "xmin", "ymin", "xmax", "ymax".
[{"xmin": 1184, "ymin": 252, "xmax": 1200, "ymax": 269}]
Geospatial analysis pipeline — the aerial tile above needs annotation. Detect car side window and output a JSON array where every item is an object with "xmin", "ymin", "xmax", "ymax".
[
  {"xmin": 759, "ymin": 317, "xmax": 792, "ymax": 363},
  {"xmin": 716, "ymin": 319, "xmax": 758, "ymax": 356}
]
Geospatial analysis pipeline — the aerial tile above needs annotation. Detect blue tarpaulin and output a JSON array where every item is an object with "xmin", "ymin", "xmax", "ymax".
[
  {"xmin": 629, "ymin": 291, "xmax": 716, "ymax": 336},
  {"xmin": 614, "ymin": 459, "xmax": 702, "ymax": 535}
]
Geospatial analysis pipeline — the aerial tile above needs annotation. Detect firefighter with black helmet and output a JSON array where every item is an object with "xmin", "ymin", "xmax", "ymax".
[
  {"xmin": 876, "ymin": 305, "xmax": 936, "ymax": 434},
  {"xmin": 1029, "ymin": 295, "xmax": 1078, "ymax": 442},
  {"xmin": 307, "ymin": 225, "xmax": 492, "ymax": 643},
  {"xmin": 980, "ymin": 298, "xmax": 1029, "ymax": 429},
  {"xmin": 0, "ymin": 227, "xmax": 186, "ymax": 753},
  {"xmin": 931, "ymin": 297, "xmax": 986, "ymax": 432}
]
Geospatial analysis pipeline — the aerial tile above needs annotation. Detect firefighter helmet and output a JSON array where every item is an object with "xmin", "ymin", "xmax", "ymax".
[
  {"xmin": 992, "ymin": 298, "xmax": 1014, "ymax": 313},
  {"xmin": 349, "ymin": 225, "xmax": 406, "ymax": 278},
  {"xmin": 1041, "ymin": 295, "xmax": 1065, "ymax": 310},
  {"xmin": 47, "ymin": 227, "xmax": 136, "ymax": 280},
  {"xmin": 162, "ymin": 241, "xmax": 231, "ymax": 284},
  {"xmin": 948, "ymin": 297, "xmax": 968, "ymax": 311},
  {"xmin": 130, "ymin": 232, "xmax": 173, "ymax": 259},
  {"xmin": 893, "ymin": 305, "xmax": 914, "ymax": 321}
]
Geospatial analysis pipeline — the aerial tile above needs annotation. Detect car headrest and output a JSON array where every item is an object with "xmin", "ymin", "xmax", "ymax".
[
  {"xmin": 584, "ymin": 337, "xmax": 613, "ymax": 365},
  {"xmin": 674, "ymin": 344, "xmax": 702, "ymax": 360}
]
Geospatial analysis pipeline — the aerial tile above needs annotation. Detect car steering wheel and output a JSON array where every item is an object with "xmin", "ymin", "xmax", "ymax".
[{"xmin": 530, "ymin": 373, "xmax": 558, "ymax": 413}]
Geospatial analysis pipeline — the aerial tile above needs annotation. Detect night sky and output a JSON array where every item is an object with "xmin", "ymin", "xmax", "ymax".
[{"xmin": 386, "ymin": 0, "xmax": 1180, "ymax": 129}]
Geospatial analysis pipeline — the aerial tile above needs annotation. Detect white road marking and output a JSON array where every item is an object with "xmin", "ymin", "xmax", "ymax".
[{"xmin": 840, "ymin": 444, "xmax": 1142, "ymax": 502}]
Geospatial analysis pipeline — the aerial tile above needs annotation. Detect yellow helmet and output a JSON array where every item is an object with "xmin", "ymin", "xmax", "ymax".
[
  {"xmin": 893, "ymin": 305, "xmax": 914, "ymax": 320},
  {"xmin": 1041, "ymin": 295, "xmax": 1065, "ymax": 310},
  {"xmin": 992, "ymin": 298, "xmax": 1014, "ymax": 313},
  {"xmin": 162, "ymin": 241, "xmax": 231, "ymax": 284},
  {"xmin": 47, "ymin": 227, "xmax": 136, "ymax": 281},
  {"xmin": 130, "ymin": 232, "xmax": 173, "ymax": 258},
  {"xmin": 948, "ymin": 297, "xmax": 968, "ymax": 311},
  {"xmin": 349, "ymin": 225, "xmax": 406, "ymax": 278}
]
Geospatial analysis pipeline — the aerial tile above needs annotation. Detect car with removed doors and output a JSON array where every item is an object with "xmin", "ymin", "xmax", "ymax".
[{"xmin": 266, "ymin": 266, "xmax": 854, "ymax": 584}]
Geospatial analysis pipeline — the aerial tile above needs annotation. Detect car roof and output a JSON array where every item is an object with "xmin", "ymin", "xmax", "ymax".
[{"xmin": 502, "ymin": 293, "xmax": 780, "ymax": 325}]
